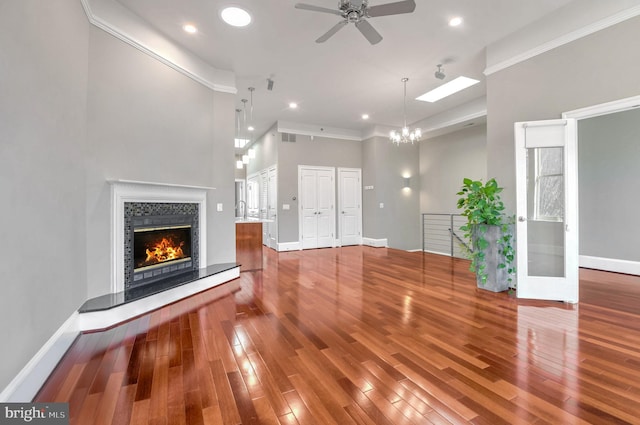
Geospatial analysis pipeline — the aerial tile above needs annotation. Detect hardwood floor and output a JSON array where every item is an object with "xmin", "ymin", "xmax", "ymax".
[{"xmin": 36, "ymin": 246, "xmax": 640, "ymax": 424}]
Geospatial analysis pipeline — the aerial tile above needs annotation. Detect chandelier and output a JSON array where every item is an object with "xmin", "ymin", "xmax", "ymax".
[{"xmin": 390, "ymin": 77, "xmax": 421, "ymax": 145}]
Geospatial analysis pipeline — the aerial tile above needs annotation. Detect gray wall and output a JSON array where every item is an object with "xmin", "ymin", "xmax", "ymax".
[
  {"xmin": 419, "ymin": 124, "xmax": 487, "ymax": 214},
  {"xmin": 0, "ymin": 0, "xmax": 89, "ymax": 392},
  {"xmin": 277, "ymin": 134, "xmax": 362, "ymax": 243},
  {"xmin": 246, "ymin": 125, "xmax": 278, "ymax": 175},
  {"xmin": 0, "ymin": 0, "xmax": 236, "ymax": 393},
  {"xmin": 85, "ymin": 27, "xmax": 235, "ymax": 298},
  {"xmin": 362, "ymin": 137, "xmax": 420, "ymax": 250},
  {"xmin": 486, "ymin": 15, "xmax": 640, "ymax": 211},
  {"xmin": 578, "ymin": 108, "xmax": 640, "ymax": 261}
]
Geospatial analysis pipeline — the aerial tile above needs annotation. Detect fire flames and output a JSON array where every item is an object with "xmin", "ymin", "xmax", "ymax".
[{"xmin": 141, "ymin": 237, "xmax": 186, "ymax": 267}]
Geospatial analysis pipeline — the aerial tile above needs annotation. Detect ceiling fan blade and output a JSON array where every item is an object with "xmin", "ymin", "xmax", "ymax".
[
  {"xmin": 355, "ymin": 20, "xmax": 382, "ymax": 45},
  {"xmin": 367, "ymin": 0, "xmax": 416, "ymax": 17},
  {"xmin": 316, "ymin": 20, "xmax": 348, "ymax": 43},
  {"xmin": 295, "ymin": 3, "xmax": 343, "ymax": 16}
]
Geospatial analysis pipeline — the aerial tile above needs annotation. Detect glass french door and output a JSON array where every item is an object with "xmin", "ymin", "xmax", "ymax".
[{"xmin": 514, "ymin": 119, "xmax": 578, "ymax": 303}]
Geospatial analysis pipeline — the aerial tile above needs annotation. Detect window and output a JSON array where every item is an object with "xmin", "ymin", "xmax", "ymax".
[{"xmin": 534, "ymin": 147, "xmax": 564, "ymax": 221}]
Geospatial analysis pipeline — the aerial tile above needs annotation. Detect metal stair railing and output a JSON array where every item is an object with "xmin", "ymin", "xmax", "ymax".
[{"xmin": 421, "ymin": 213, "xmax": 469, "ymax": 258}]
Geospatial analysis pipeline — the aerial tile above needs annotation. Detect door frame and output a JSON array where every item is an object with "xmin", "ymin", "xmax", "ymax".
[
  {"xmin": 298, "ymin": 165, "xmax": 336, "ymax": 249},
  {"xmin": 337, "ymin": 167, "xmax": 362, "ymax": 247},
  {"xmin": 563, "ymin": 94, "xmax": 640, "ymax": 275}
]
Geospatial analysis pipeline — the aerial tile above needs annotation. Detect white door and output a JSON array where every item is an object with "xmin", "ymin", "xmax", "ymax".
[
  {"xmin": 338, "ymin": 168, "xmax": 362, "ymax": 246},
  {"xmin": 260, "ymin": 170, "xmax": 268, "ymax": 244},
  {"xmin": 267, "ymin": 166, "xmax": 278, "ymax": 249},
  {"xmin": 299, "ymin": 166, "xmax": 335, "ymax": 249},
  {"xmin": 515, "ymin": 119, "xmax": 578, "ymax": 303}
]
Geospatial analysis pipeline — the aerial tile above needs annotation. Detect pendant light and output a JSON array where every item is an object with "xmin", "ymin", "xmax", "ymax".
[{"xmin": 389, "ymin": 77, "xmax": 421, "ymax": 145}]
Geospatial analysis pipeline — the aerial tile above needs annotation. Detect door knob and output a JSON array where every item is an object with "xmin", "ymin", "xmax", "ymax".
[{"xmin": 518, "ymin": 216, "xmax": 526, "ymax": 222}]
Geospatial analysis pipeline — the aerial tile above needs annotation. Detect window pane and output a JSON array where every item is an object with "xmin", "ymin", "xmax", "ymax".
[
  {"xmin": 539, "ymin": 147, "xmax": 563, "ymax": 175},
  {"xmin": 539, "ymin": 175, "xmax": 564, "ymax": 219}
]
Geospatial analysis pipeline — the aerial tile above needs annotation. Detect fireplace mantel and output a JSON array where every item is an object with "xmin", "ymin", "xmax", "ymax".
[{"xmin": 110, "ymin": 180, "xmax": 214, "ymax": 294}]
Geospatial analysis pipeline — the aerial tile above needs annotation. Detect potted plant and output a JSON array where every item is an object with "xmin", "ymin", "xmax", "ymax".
[{"xmin": 456, "ymin": 178, "xmax": 515, "ymax": 292}]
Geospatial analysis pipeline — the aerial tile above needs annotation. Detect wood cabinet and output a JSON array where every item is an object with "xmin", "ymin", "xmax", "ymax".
[{"xmin": 236, "ymin": 222, "xmax": 263, "ymax": 272}]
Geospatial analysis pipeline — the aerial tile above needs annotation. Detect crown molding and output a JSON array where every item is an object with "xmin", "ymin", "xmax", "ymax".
[
  {"xmin": 276, "ymin": 121, "xmax": 363, "ymax": 141},
  {"xmin": 80, "ymin": 0, "xmax": 236, "ymax": 94},
  {"xmin": 485, "ymin": 5, "xmax": 640, "ymax": 76}
]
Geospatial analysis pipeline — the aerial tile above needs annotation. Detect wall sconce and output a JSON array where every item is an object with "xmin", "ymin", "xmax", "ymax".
[{"xmin": 403, "ymin": 177, "xmax": 411, "ymax": 188}]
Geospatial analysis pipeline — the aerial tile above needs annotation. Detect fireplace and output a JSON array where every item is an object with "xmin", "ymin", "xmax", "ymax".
[
  {"xmin": 124, "ymin": 202, "xmax": 199, "ymax": 291},
  {"xmin": 110, "ymin": 180, "xmax": 209, "ymax": 295}
]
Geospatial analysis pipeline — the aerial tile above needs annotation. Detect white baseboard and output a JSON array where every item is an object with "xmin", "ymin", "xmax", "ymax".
[
  {"xmin": 0, "ymin": 312, "xmax": 80, "ymax": 402},
  {"xmin": 0, "ymin": 267, "xmax": 240, "ymax": 402},
  {"xmin": 423, "ymin": 249, "xmax": 452, "ymax": 256},
  {"xmin": 277, "ymin": 242, "xmax": 301, "ymax": 251},
  {"xmin": 362, "ymin": 237, "xmax": 388, "ymax": 248},
  {"xmin": 580, "ymin": 255, "xmax": 640, "ymax": 276}
]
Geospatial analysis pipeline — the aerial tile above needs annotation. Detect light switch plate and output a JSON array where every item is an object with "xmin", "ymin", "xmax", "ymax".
[
  {"xmin": 379, "ymin": 203, "xmax": 384, "ymax": 208},
  {"xmin": 216, "ymin": 203, "xmax": 223, "ymax": 212},
  {"xmin": 282, "ymin": 204, "xmax": 290, "ymax": 210}
]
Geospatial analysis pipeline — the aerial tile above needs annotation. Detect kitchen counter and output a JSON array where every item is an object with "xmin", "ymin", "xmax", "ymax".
[{"xmin": 236, "ymin": 221, "xmax": 264, "ymax": 272}]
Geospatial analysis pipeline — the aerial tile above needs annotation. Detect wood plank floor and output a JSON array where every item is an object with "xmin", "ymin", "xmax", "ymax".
[{"xmin": 36, "ymin": 247, "xmax": 640, "ymax": 424}]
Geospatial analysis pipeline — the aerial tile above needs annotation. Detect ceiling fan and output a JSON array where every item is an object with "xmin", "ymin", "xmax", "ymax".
[{"xmin": 295, "ymin": 0, "xmax": 416, "ymax": 45}]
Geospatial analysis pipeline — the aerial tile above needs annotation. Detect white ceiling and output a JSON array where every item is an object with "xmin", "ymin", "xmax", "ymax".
[{"xmin": 115, "ymin": 0, "xmax": 576, "ymax": 141}]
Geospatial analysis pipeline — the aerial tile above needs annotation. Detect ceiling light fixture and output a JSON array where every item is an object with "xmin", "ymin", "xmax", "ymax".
[
  {"xmin": 220, "ymin": 6, "xmax": 252, "ymax": 27},
  {"xmin": 247, "ymin": 87, "xmax": 255, "ymax": 132},
  {"xmin": 416, "ymin": 76, "xmax": 480, "ymax": 103},
  {"xmin": 449, "ymin": 16, "xmax": 463, "ymax": 27},
  {"xmin": 434, "ymin": 64, "xmax": 445, "ymax": 80},
  {"xmin": 183, "ymin": 24, "xmax": 198, "ymax": 34},
  {"xmin": 236, "ymin": 160, "xmax": 244, "ymax": 169},
  {"xmin": 362, "ymin": 114, "xmax": 370, "ymax": 120},
  {"xmin": 390, "ymin": 77, "xmax": 421, "ymax": 145},
  {"xmin": 289, "ymin": 102, "xmax": 298, "ymax": 109}
]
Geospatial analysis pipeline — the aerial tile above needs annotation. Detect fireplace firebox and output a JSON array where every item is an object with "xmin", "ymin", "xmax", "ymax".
[{"xmin": 124, "ymin": 202, "xmax": 199, "ymax": 291}]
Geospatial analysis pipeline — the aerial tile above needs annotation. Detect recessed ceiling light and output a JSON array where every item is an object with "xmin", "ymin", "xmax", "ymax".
[
  {"xmin": 289, "ymin": 102, "xmax": 298, "ymax": 109},
  {"xmin": 449, "ymin": 16, "xmax": 463, "ymax": 27},
  {"xmin": 220, "ymin": 7, "xmax": 252, "ymax": 27},
  {"xmin": 416, "ymin": 76, "xmax": 480, "ymax": 103},
  {"xmin": 362, "ymin": 114, "xmax": 370, "ymax": 120},
  {"xmin": 247, "ymin": 126, "xmax": 255, "ymax": 132},
  {"xmin": 183, "ymin": 24, "xmax": 198, "ymax": 34}
]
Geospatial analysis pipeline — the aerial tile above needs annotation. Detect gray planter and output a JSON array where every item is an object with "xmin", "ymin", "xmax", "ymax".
[{"xmin": 471, "ymin": 224, "xmax": 514, "ymax": 292}]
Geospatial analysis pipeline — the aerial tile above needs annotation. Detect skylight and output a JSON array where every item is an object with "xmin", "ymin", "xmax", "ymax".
[{"xmin": 416, "ymin": 77, "xmax": 480, "ymax": 103}]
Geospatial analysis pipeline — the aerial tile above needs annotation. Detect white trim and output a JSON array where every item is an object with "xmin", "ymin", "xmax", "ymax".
[
  {"xmin": 110, "ymin": 180, "xmax": 210, "ymax": 294},
  {"xmin": 423, "ymin": 249, "xmax": 452, "ymax": 257},
  {"xmin": 79, "ymin": 268, "xmax": 239, "ymax": 331},
  {"xmin": 484, "ymin": 5, "xmax": 640, "ymax": 76},
  {"xmin": 362, "ymin": 237, "xmax": 388, "ymax": 248},
  {"xmin": 80, "ymin": 0, "xmax": 236, "ymax": 94},
  {"xmin": 0, "ymin": 313, "xmax": 80, "ymax": 402},
  {"xmin": 563, "ymin": 95, "xmax": 640, "ymax": 120},
  {"xmin": 406, "ymin": 249, "xmax": 423, "ymax": 253},
  {"xmin": 580, "ymin": 255, "xmax": 640, "ymax": 276},
  {"xmin": 277, "ymin": 121, "xmax": 362, "ymax": 141},
  {"xmin": 277, "ymin": 241, "xmax": 301, "ymax": 251}
]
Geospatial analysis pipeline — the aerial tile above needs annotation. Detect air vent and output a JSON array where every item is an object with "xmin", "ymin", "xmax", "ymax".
[{"xmin": 281, "ymin": 132, "xmax": 296, "ymax": 143}]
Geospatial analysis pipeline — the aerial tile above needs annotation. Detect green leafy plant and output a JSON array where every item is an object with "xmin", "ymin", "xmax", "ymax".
[{"xmin": 456, "ymin": 178, "xmax": 515, "ymax": 287}]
